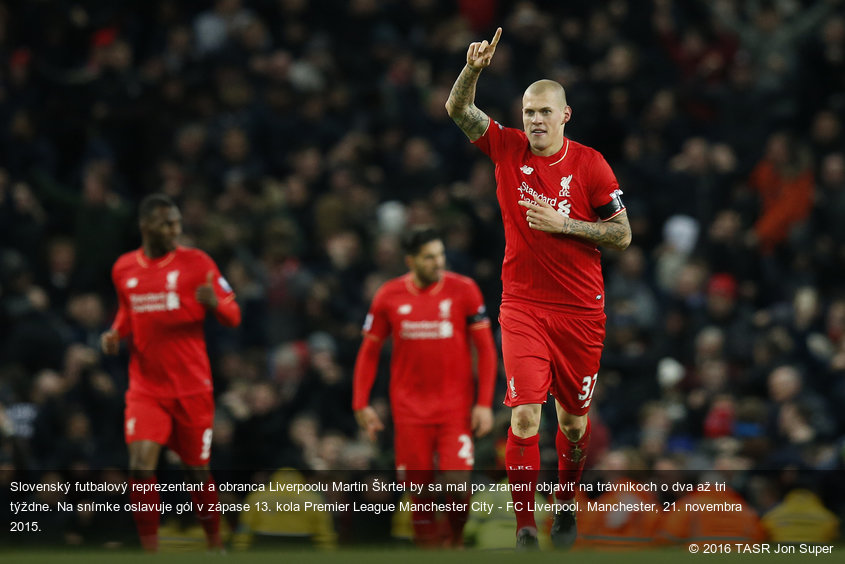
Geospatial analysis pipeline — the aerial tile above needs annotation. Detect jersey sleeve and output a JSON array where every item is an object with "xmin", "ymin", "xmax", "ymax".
[
  {"xmin": 353, "ymin": 287, "xmax": 391, "ymax": 410},
  {"xmin": 110, "ymin": 261, "xmax": 132, "ymax": 338},
  {"xmin": 198, "ymin": 252, "xmax": 241, "ymax": 327},
  {"xmin": 469, "ymin": 326, "xmax": 497, "ymax": 408},
  {"xmin": 472, "ymin": 118, "xmax": 525, "ymax": 163},
  {"xmin": 361, "ymin": 287, "xmax": 391, "ymax": 341},
  {"xmin": 463, "ymin": 279, "xmax": 491, "ymax": 329},
  {"xmin": 463, "ymin": 279, "xmax": 496, "ymax": 408},
  {"xmin": 352, "ymin": 336, "xmax": 381, "ymax": 411},
  {"xmin": 588, "ymin": 151, "xmax": 626, "ymax": 220}
]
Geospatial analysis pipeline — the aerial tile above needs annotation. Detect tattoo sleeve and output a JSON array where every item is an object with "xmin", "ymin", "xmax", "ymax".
[
  {"xmin": 561, "ymin": 210, "xmax": 632, "ymax": 250},
  {"xmin": 446, "ymin": 65, "xmax": 490, "ymax": 141}
]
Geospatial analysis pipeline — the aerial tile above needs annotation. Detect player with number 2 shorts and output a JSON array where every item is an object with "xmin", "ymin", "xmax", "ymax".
[{"xmin": 353, "ymin": 227, "xmax": 498, "ymax": 547}]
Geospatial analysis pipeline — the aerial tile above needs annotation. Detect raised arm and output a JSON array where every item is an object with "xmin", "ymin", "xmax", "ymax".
[{"xmin": 445, "ymin": 27, "xmax": 501, "ymax": 142}]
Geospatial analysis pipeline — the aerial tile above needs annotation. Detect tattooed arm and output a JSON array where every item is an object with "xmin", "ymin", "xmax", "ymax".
[
  {"xmin": 518, "ymin": 197, "xmax": 633, "ymax": 250},
  {"xmin": 445, "ymin": 27, "xmax": 502, "ymax": 142},
  {"xmin": 445, "ymin": 66, "xmax": 490, "ymax": 141},
  {"xmin": 559, "ymin": 211, "xmax": 632, "ymax": 251}
]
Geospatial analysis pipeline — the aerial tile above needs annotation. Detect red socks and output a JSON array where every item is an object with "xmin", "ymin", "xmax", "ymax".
[
  {"xmin": 556, "ymin": 418, "xmax": 591, "ymax": 502},
  {"xmin": 410, "ymin": 495, "xmax": 439, "ymax": 547},
  {"xmin": 445, "ymin": 494, "xmax": 470, "ymax": 547},
  {"xmin": 505, "ymin": 428, "xmax": 540, "ymax": 531},
  {"xmin": 129, "ymin": 476, "xmax": 160, "ymax": 552},
  {"xmin": 190, "ymin": 476, "xmax": 222, "ymax": 549}
]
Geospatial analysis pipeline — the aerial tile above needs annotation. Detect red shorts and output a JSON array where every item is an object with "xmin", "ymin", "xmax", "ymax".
[
  {"xmin": 125, "ymin": 391, "xmax": 214, "ymax": 466},
  {"xmin": 499, "ymin": 302, "xmax": 605, "ymax": 415},
  {"xmin": 393, "ymin": 421, "xmax": 474, "ymax": 485}
]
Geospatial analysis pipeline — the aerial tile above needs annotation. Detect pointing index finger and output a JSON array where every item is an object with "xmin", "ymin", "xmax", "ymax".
[
  {"xmin": 491, "ymin": 27, "xmax": 502, "ymax": 47},
  {"xmin": 532, "ymin": 193, "xmax": 553, "ymax": 207}
]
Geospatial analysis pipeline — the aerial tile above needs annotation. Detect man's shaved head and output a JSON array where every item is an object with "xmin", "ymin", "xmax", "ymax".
[
  {"xmin": 524, "ymin": 79, "xmax": 567, "ymax": 109},
  {"xmin": 522, "ymin": 79, "xmax": 571, "ymax": 155}
]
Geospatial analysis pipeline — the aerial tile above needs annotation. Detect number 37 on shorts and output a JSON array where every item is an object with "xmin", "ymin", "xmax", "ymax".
[{"xmin": 577, "ymin": 373, "xmax": 598, "ymax": 409}]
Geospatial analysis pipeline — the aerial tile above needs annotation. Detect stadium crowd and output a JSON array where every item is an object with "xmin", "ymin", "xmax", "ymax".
[{"xmin": 1, "ymin": 0, "xmax": 844, "ymax": 547}]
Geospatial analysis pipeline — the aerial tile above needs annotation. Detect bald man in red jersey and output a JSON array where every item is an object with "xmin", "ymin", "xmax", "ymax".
[{"xmin": 446, "ymin": 27, "xmax": 632, "ymax": 550}]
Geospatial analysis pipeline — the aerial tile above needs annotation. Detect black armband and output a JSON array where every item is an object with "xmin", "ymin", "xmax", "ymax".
[
  {"xmin": 467, "ymin": 305, "xmax": 489, "ymax": 325},
  {"xmin": 595, "ymin": 195, "xmax": 626, "ymax": 221}
]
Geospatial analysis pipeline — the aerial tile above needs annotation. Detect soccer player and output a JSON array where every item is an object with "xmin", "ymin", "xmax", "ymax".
[
  {"xmin": 100, "ymin": 194, "xmax": 241, "ymax": 552},
  {"xmin": 352, "ymin": 226, "xmax": 498, "ymax": 547},
  {"xmin": 445, "ymin": 28, "xmax": 632, "ymax": 550}
]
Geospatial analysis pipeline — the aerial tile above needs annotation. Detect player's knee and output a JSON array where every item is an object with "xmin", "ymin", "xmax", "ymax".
[
  {"xmin": 128, "ymin": 440, "xmax": 161, "ymax": 472},
  {"xmin": 129, "ymin": 468, "xmax": 156, "ymax": 480},
  {"xmin": 560, "ymin": 420, "xmax": 586, "ymax": 442},
  {"xmin": 128, "ymin": 454, "xmax": 157, "ymax": 476},
  {"xmin": 511, "ymin": 407, "xmax": 540, "ymax": 437},
  {"xmin": 441, "ymin": 470, "xmax": 469, "ymax": 491},
  {"xmin": 184, "ymin": 465, "xmax": 211, "ymax": 484}
]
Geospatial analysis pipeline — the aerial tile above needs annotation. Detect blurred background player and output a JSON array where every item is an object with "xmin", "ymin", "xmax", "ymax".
[
  {"xmin": 352, "ymin": 226, "xmax": 497, "ymax": 547},
  {"xmin": 445, "ymin": 27, "xmax": 632, "ymax": 550},
  {"xmin": 100, "ymin": 194, "xmax": 241, "ymax": 551}
]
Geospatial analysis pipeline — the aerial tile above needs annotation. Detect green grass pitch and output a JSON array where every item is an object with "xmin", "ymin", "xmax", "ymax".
[{"xmin": 1, "ymin": 547, "xmax": 841, "ymax": 564}]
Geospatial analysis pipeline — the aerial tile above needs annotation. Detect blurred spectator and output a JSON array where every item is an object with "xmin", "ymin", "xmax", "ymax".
[
  {"xmin": 766, "ymin": 365, "xmax": 836, "ymax": 446},
  {"xmin": 194, "ymin": 0, "xmax": 254, "ymax": 56},
  {"xmin": 762, "ymin": 487, "xmax": 840, "ymax": 543},
  {"xmin": 710, "ymin": 0, "xmax": 837, "ymax": 91},
  {"xmin": 605, "ymin": 245, "xmax": 660, "ymax": 334},
  {"xmin": 747, "ymin": 132, "xmax": 814, "ymax": 256},
  {"xmin": 691, "ymin": 273, "xmax": 754, "ymax": 364}
]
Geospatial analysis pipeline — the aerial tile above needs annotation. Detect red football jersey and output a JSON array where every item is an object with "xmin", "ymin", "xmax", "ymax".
[
  {"xmin": 473, "ymin": 118, "xmax": 624, "ymax": 313},
  {"xmin": 360, "ymin": 272, "xmax": 491, "ymax": 424},
  {"xmin": 110, "ymin": 246, "xmax": 238, "ymax": 397}
]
